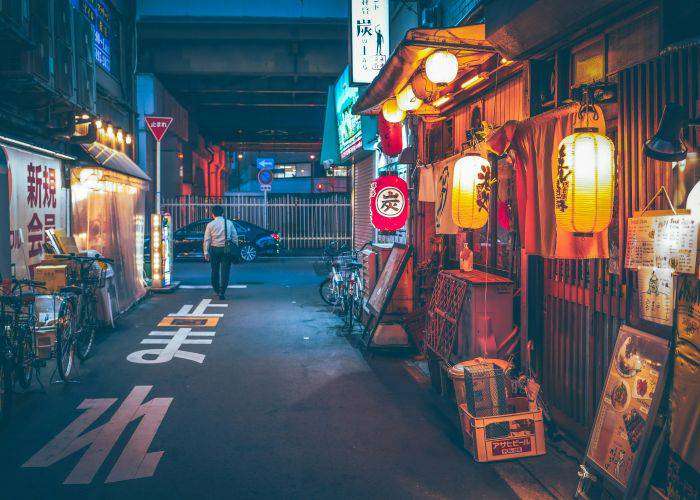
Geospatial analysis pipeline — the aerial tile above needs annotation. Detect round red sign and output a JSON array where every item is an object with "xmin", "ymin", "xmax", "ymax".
[{"xmin": 369, "ymin": 174, "xmax": 409, "ymax": 233}]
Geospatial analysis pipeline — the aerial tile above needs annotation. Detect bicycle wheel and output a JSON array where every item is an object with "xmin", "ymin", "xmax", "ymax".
[
  {"xmin": 76, "ymin": 298, "xmax": 96, "ymax": 361},
  {"xmin": 15, "ymin": 326, "xmax": 35, "ymax": 389},
  {"xmin": 55, "ymin": 299, "xmax": 76, "ymax": 381},
  {"xmin": 353, "ymin": 289, "xmax": 364, "ymax": 322},
  {"xmin": 346, "ymin": 295, "xmax": 355, "ymax": 330},
  {"xmin": 319, "ymin": 278, "xmax": 339, "ymax": 305},
  {"xmin": 0, "ymin": 359, "xmax": 11, "ymax": 422}
]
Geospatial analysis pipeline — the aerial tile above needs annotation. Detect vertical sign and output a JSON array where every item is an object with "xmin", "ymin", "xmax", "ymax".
[
  {"xmin": 350, "ymin": 0, "xmax": 389, "ymax": 85},
  {"xmin": 80, "ymin": 0, "xmax": 111, "ymax": 72},
  {"xmin": 335, "ymin": 67, "xmax": 363, "ymax": 159}
]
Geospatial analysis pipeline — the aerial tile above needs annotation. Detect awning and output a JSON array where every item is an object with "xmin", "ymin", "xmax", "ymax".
[
  {"xmin": 351, "ymin": 25, "xmax": 496, "ymax": 116},
  {"xmin": 78, "ymin": 142, "xmax": 151, "ymax": 182}
]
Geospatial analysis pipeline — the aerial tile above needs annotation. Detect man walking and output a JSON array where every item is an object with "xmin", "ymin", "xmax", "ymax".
[{"xmin": 203, "ymin": 205, "xmax": 238, "ymax": 300}]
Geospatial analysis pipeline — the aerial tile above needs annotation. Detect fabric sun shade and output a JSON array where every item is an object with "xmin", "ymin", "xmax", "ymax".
[{"xmin": 351, "ymin": 25, "xmax": 495, "ymax": 117}]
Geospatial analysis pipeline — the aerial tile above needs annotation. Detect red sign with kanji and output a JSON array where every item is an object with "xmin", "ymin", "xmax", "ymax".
[
  {"xmin": 369, "ymin": 174, "xmax": 409, "ymax": 234},
  {"xmin": 145, "ymin": 116, "xmax": 173, "ymax": 142}
]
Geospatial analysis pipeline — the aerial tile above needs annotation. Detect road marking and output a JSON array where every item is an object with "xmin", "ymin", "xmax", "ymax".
[
  {"xmin": 127, "ymin": 328, "xmax": 216, "ymax": 364},
  {"xmin": 158, "ymin": 316, "xmax": 219, "ymax": 327},
  {"xmin": 24, "ymin": 386, "xmax": 172, "ymax": 484},
  {"xmin": 179, "ymin": 285, "xmax": 248, "ymax": 289},
  {"xmin": 168, "ymin": 298, "xmax": 228, "ymax": 317}
]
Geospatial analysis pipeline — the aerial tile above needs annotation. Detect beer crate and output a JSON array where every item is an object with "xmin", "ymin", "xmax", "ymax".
[{"xmin": 459, "ymin": 397, "xmax": 546, "ymax": 462}]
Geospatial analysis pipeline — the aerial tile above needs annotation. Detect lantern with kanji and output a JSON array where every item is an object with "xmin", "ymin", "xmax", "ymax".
[
  {"xmin": 553, "ymin": 129, "xmax": 615, "ymax": 235},
  {"xmin": 370, "ymin": 174, "xmax": 409, "ymax": 234},
  {"xmin": 378, "ymin": 113, "xmax": 403, "ymax": 157},
  {"xmin": 452, "ymin": 155, "xmax": 491, "ymax": 229}
]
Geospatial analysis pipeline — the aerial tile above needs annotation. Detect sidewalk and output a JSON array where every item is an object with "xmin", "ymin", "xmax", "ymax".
[{"xmin": 404, "ymin": 359, "xmax": 582, "ymax": 499}]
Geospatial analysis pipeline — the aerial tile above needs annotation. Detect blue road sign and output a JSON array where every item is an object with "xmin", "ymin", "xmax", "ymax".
[
  {"xmin": 256, "ymin": 158, "xmax": 274, "ymax": 169},
  {"xmin": 257, "ymin": 168, "xmax": 273, "ymax": 185}
]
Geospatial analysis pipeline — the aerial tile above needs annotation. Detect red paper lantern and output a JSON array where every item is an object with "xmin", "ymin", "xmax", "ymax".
[
  {"xmin": 370, "ymin": 174, "xmax": 409, "ymax": 233},
  {"xmin": 378, "ymin": 113, "xmax": 403, "ymax": 157}
]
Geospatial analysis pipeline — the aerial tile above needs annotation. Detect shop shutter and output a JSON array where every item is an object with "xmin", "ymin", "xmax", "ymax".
[{"xmin": 353, "ymin": 154, "xmax": 375, "ymax": 249}]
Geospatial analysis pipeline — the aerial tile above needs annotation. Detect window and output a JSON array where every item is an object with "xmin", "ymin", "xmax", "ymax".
[
  {"xmin": 273, "ymin": 163, "xmax": 312, "ymax": 178},
  {"xmin": 571, "ymin": 38, "xmax": 605, "ymax": 86}
]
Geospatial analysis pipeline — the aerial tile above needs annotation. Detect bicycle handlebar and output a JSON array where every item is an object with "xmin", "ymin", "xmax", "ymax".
[
  {"xmin": 52, "ymin": 254, "xmax": 114, "ymax": 264},
  {"xmin": 13, "ymin": 278, "xmax": 46, "ymax": 288}
]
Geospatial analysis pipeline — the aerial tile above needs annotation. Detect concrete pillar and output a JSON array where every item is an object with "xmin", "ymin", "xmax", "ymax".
[{"xmin": 0, "ymin": 150, "xmax": 10, "ymax": 279}]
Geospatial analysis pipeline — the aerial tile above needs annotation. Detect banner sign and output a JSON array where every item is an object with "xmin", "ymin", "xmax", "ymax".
[
  {"xmin": 350, "ymin": 0, "xmax": 389, "ymax": 85},
  {"xmin": 145, "ymin": 117, "xmax": 173, "ymax": 142},
  {"xmin": 433, "ymin": 157, "xmax": 459, "ymax": 234},
  {"xmin": 5, "ymin": 145, "xmax": 68, "ymax": 278},
  {"xmin": 370, "ymin": 175, "xmax": 408, "ymax": 233},
  {"xmin": 334, "ymin": 67, "xmax": 362, "ymax": 159}
]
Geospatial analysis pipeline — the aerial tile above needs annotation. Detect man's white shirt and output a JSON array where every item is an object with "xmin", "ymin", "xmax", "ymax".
[{"xmin": 203, "ymin": 217, "xmax": 238, "ymax": 256}]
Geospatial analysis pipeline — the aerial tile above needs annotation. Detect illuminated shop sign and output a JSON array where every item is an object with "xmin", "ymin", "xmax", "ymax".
[
  {"xmin": 81, "ymin": 0, "xmax": 111, "ymax": 72},
  {"xmin": 334, "ymin": 67, "xmax": 363, "ymax": 159},
  {"xmin": 350, "ymin": 0, "xmax": 389, "ymax": 85}
]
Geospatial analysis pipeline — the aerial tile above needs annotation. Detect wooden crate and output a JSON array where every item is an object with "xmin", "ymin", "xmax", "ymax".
[
  {"xmin": 459, "ymin": 397, "xmax": 546, "ymax": 462},
  {"xmin": 34, "ymin": 331, "xmax": 55, "ymax": 360}
]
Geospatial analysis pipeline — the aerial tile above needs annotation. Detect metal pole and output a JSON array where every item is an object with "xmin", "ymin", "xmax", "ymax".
[
  {"xmin": 263, "ymin": 189, "xmax": 268, "ymax": 228},
  {"xmin": 156, "ymin": 139, "xmax": 161, "ymax": 214}
]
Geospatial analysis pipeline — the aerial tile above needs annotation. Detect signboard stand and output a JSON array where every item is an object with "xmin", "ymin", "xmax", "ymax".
[
  {"xmin": 257, "ymin": 168, "xmax": 273, "ymax": 229},
  {"xmin": 145, "ymin": 116, "xmax": 178, "ymax": 292}
]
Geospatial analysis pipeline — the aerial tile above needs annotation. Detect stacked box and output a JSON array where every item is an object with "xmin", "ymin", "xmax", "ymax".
[
  {"xmin": 33, "ymin": 264, "xmax": 70, "ymax": 292},
  {"xmin": 463, "ymin": 363, "xmax": 509, "ymax": 437}
]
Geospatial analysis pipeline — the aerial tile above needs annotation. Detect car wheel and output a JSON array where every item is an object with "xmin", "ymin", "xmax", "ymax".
[{"xmin": 240, "ymin": 244, "xmax": 257, "ymax": 262}]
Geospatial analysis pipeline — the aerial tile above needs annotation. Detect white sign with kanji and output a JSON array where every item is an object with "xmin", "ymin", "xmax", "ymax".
[
  {"xmin": 350, "ymin": 0, "xmax": 389, "ymax": 85},
  {"xmin": 5, "ymin": 145, "xmax": 68, "ymax": 278},
  {"xmin": 145, "ymin": 116, "xmax": 173, "ymax": 142}
]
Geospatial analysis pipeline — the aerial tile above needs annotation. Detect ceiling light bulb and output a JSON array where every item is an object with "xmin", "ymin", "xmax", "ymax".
[
  {"xmin": 95, "ymin": 119, "xmax": 103, "ymax": 129},
  {"xmin": 125, "ymin": 134, "xmax": 132, "ymax": 145}
]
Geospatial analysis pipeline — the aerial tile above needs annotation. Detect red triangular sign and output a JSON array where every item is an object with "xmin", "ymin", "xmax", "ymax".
[{"xmin": 145, "ymin": 116, "xmax": 173, "ymax": 142}]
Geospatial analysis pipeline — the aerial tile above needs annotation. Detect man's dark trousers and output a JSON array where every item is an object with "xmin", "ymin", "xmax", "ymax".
[{"xmin": 209, "ymin": 246, "xmax": 231, "ymax": 294}]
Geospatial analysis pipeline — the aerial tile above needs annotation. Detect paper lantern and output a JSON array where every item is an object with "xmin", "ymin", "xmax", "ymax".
[
  {"xmin": 370, "ymin": 174, "xmax": 409, "ymax": 233},
  {"xmin": 554, "ymin": 129, "xmax": 615, "ymax": 235},
  {"xmin": 452, "ymin": 155, "xmax": 491, "ymax": 229},
  {"xmin": 425, "ymin": 51, "xmax": 459, "ymax": 86},
  {"xmin": 382, "ymin": 98, "xmax": 405, "ymax": 123},
  {"xmin": 411, "ymin": 70, "xmax": 441, "ymax": 102},
  {"xmin": 378, "ymin": 113, "xmax": 403, "ymax": 157},
  {"xmin": 396, "ymin": 85, "xmax": 422, "ymax": 112}
]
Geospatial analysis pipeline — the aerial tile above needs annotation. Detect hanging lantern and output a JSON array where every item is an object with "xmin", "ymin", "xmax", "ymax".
[
  {"xmin": 378, "ymin": 113, "xmax": 403, "ymax": 157},
  {"xmin": 382, "ymin": 98, "xmax": 405, "ymax": 123},
  {"xmin": 452, "ymin": 155, "xmax": 491, "ymax": 229},
  {"xmin": 370, "ymin": 174, "xmax": 409, "ymax": 234},
  {"xmin": 411, "ymin": 70, "xmax": 441, "ymax": 102},
  {"xmin": 425, "ymin": 51, "xmax": 459, "ymax": 86},
  {"xmin": 396, "ymin": 85, "xmax": 422, "ymax": 112},
  {"xmin": 554, "ymin": 128, "xmax": 615, "ymax": 235}
]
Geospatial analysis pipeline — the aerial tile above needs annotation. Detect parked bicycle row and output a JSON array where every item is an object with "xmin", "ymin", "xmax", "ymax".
[
  {"xmin": 315, "ymin": 241, "xmax": 370, "ymax": 332},
  {"xmin": 0, "ymin": 250, "xmax": 113, "ymax": 422}
]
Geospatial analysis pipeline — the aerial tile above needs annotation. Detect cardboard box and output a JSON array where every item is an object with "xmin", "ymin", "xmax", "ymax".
[
  {"xmin": 459, "ymin": 397, "xmax": 546, "ymax": 462},
  {"xmin": 34, "ymin": 331, "xmax": 55, "ymax": 360},
  {"xmin": 34, "ymin": 264, "xmax": 70, "ymax": 292}
]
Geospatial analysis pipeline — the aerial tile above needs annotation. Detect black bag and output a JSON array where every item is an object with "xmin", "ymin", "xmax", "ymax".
[{"xmin": 223, "ymin": 217, "xmax": 240, "ymax": 262}]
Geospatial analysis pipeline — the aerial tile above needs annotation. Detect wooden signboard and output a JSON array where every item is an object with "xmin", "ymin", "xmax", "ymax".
[
  {"xmin": 625, "ymin": 210, "xmax": 697, "ymax": 274},
  {"xmin": 583, "ymin": 325, "xmax": 670, "ymax": 497},
  {"xmin": 362, "ymin": 244, "xmax": 411, "ymax": 347}
]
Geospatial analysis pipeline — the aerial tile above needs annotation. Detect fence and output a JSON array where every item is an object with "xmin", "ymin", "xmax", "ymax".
[{"xmin": 161, "ymin": 193, "xmax": 352, "ymax": 251}]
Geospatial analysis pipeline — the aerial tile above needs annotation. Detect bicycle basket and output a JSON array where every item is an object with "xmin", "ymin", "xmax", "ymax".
[{"xmin": 86, "ymin": 262, "xmax": 107, "ymax": 288}]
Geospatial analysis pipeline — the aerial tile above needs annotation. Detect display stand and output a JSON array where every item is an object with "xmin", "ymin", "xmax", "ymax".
[{"xmin": 361, "ymin": 244, "xmax": 412, "ymax": 349}]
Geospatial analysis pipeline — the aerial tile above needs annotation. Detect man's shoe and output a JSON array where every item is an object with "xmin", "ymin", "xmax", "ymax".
[{"xmin": 219, "ymin": 293, "xmax": 226, "ymax": 300}]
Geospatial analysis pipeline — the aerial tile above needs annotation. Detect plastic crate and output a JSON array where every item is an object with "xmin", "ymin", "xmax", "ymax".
[
  {"xmin": 459, "ymin": 397, "xmax": 546, "ymax": 462},
  {"xmin": 34, "ymin": 331, "xmax": 54, "ymax": 360},
  {"xmin": 463, "ymin": 362, "xmax": 508, "ymax": 417}
]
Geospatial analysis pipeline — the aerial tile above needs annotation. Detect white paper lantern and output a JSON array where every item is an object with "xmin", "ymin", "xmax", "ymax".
[
  {"xmin": 425, "ymin": 51, "xmax": 459, "ymax": 86},
  {"xmin": 396, "ymin": 85, "xmax": 423, "ymax": 112},
  {"xmin": 382, "ymin": 98, "xmax": 406, "ymax": 123}
]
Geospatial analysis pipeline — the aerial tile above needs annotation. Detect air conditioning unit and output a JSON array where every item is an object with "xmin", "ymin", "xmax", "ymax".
[
  {"xmin": 54, "ymin": 40, "xmax": 73, "ymax": 97},
  {"xmin": 0, "ymin": 0, "xmax": 30, "ymax": 43},
  {"xmin": 76, "ymin": 57, "xmax": 95, "ymax": 113}
]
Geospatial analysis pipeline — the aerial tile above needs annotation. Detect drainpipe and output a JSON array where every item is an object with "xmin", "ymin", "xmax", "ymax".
[{"xmin": 206, "ymin": 146, "xmax": 215, "ymax": 197}]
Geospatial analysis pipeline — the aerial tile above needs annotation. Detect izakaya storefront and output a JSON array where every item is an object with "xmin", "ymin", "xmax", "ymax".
[{"xmin": 352, "ymin": 18, "xmax": 700, "ymax": 498}]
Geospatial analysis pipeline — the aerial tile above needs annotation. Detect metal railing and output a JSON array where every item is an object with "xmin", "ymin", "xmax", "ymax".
[{"xmin": 161, "ymin": 193, "xmax": 352, "ymax": 251}]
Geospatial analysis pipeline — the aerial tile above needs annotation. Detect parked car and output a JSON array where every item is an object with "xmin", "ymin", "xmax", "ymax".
[{"xmin": 145, "ymin": 219, "xmax": 281, "ymax": 262}]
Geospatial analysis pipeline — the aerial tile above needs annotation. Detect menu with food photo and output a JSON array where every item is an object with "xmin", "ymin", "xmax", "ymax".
[{"xmin": 585, "ymin": 325, "xmax": 669, "ymax": 491}]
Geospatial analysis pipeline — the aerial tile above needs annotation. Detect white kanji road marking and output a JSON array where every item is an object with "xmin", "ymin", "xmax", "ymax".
[
  {"xmin": 126, "ymin": 328, "xmax": 216, "ymax": 364},
  {"xmin": 168, "ymin": 298, "xmax": 228, "ymax": 317},
  {"xmin": 23, "ymin": 386, "xmax": 172, "ymax": 484}
]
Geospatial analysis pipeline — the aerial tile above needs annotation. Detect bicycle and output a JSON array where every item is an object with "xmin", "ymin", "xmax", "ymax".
[
  {"xmin": 0, "ymin": 278, "xmax": 46, "ymax": 421},
  {"xmin": 316, "ymin": 240, "xmax": 349, "ymax": 307},
  {"xmin": 51, "ymin": 254, "xmax": 112, "ymax": 381}
]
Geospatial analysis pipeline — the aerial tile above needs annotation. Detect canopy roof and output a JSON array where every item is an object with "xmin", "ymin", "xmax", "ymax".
[
  {"xmin": 351, "ymin": 25, "xmax": 496, "ymax": 116},
  {"xmin": 78, "ymin": 142, "xmax": 151, "ymax": 182}
]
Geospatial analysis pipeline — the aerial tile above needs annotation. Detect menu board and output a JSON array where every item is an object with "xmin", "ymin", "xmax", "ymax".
[
  {"xmin": 367, "ymin": 245, "xmax": 410, "ymax": 316},
  {"xmin": 625, "ymin": 214, "xmax": 698, "ymax": 274},
  {"xmin": 637, "ymin": 267, "xmax": 674, "ymax": 326},
  {"xmin": 586, "ymin": 326, "xmax": 669, "ymax": 491}
]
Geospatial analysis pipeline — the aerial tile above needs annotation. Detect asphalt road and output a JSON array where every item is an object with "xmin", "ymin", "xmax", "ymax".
[{"xmin": 0, "ymin": 258, "xmax": 517, "ymax": 499}]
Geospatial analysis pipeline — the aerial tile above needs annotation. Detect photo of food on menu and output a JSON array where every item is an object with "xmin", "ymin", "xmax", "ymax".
[{"xmin": 587, "ymin": 326, "xmax": 668, "ymax": 488}]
